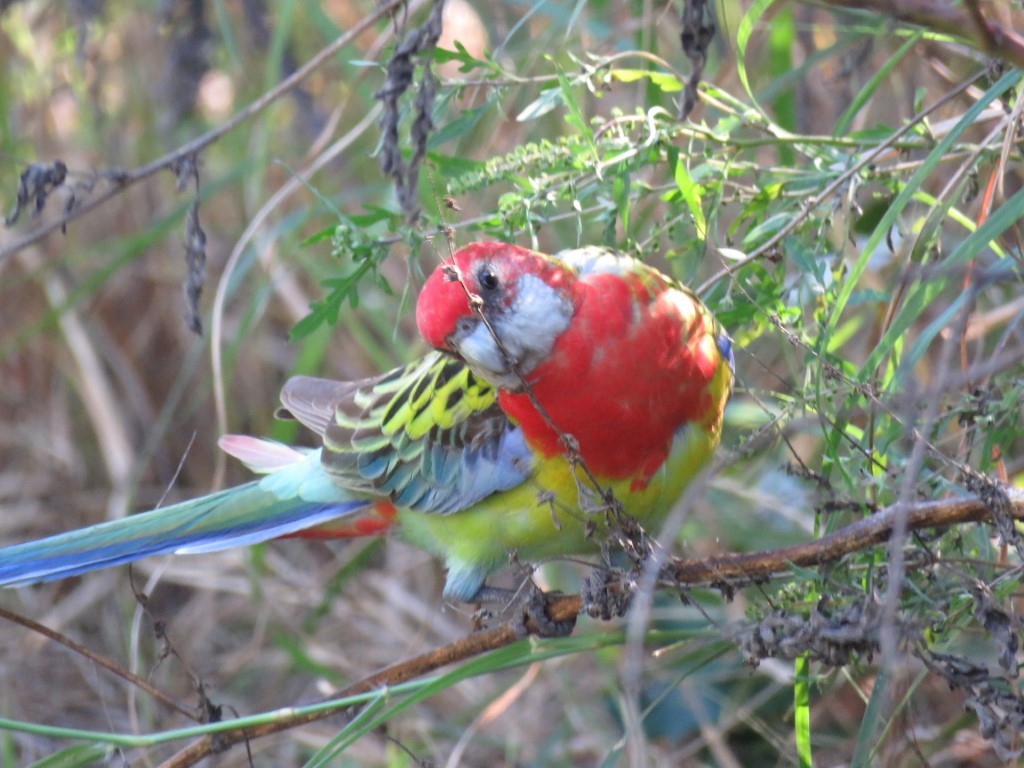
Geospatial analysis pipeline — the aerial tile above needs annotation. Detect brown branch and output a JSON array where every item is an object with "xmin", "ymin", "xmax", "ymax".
[
  {"xmin": 0, "ymin": 0, "xmax": 407, "ymax": 264},
  {"xmin": 156, "ymin": 489, "xmax": 1024, "ymax": 766},
  {"xmin": 668, "ymin": 491, "xmax": 1024, "ymax": 584},
  {"xmin": 811, "ymin": 0, "xmax": 1024, "ymax": 69}
]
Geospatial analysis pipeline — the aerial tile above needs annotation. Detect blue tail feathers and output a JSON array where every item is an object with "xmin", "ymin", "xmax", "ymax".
[{"xmin": 0, "ymin": 478, "xmax": 367, "ymax": 587}]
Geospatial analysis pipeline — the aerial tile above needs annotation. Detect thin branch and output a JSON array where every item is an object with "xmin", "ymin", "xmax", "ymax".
[{"xmin": 0, "ymin": 605, "xmax": 196, "ymax": 721}]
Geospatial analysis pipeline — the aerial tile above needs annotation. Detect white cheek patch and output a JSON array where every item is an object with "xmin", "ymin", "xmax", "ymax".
[
  {"xmin": 503, "ymin": 274, "xmax": 574, "ymax": 358},
  {"xmin": 453, "ymin": 273, "xmax": 574, "ymax": 389},
  {"xmin": 458, "ymin": 323, "xmax": 513, "ymax": 385}
]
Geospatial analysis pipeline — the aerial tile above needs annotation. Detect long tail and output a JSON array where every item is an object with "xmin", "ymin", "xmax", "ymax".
[{"xmin": 0, "ymin": 438, "xmax": 373, "ymax": 587}]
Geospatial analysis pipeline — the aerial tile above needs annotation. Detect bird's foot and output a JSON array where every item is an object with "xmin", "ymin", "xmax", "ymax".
[
  {"xmin": 518, "ymin": 586, "xmax": 577, "ymax": 638},
  {"xmin": 581, "ymin": 569, "xmax": 634, "ymax": 620},
  {"xmin": 470, "ymin": 606, "xmax": 496, "ymax": 632},
  {"xmin": 469, "ymin": 583, "xmax": 576, "ymax": 639}
]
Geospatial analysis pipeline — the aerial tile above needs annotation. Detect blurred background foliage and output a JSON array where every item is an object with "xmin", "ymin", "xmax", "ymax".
[{"xmin": 1, "ymin": 0, "xmax": 1023, "ymax": 766}]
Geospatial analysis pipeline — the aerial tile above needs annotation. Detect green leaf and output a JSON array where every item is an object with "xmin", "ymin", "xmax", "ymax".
[
  {"xmin": 27, "ymin": 744, "xmax": 113, "ymax": 768},
  {"xmin": 516, "ymin": 87, "xmax": 563, "ymax": 121},
  {"xmin": 555, "ymin": 65, "xmax": 598, "ymax": 163},
  {"xmin": 609, "ymin": 69, "xmax": 683, "ymax": 93},
  {"xmin": 673, "ymin": 156, "xmax": 707, "ymax": 240},
  {"xmin": 299, "ymin": 225, "xmax": 337, "ymax": 247},
  {"xmin": 794, "ymin": 654, "xmax": 813, "ymax": 768},
  {"xmin": 835, "ymin": 33, "xmax": 920, "ymax": 136},
  {"xmin": 433, "ymin": 41, "xmax": 486, "ymax": 73},
  {"xmin": 429, "ymin": 104, "xmax": 491, "ymax": 148},
  {"xmin": 851, "ymin": 667, "xmax": 889, "ymax": 768},
  {"xmin": 347, "ymin": 206, "xmax": 398, "ymax": 228}
]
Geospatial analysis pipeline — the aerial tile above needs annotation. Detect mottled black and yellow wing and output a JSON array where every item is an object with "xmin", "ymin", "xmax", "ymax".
[{"xmin": 279, "ymin": 352, "xmax": 531, "ymax": 515}]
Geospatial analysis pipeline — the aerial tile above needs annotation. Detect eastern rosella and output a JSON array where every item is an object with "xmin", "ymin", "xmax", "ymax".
[{"xmin": 0, "ymin": 242, "xmax": 733, "ymax": 603}]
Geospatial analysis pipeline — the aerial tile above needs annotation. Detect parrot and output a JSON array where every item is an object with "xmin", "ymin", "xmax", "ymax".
[{"xmin": 0, "ymin": 242, "xmax": 733, "ymax": 607}]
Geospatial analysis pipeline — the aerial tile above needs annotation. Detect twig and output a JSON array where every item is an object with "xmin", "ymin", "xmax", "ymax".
[{"xmin": 0, "ymin": 605, "xmax": 196, "ymax": 721}]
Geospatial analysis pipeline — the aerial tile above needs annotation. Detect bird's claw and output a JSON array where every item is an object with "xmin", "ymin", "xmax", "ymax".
[
  {"xmin": 514, "ymin": 587, "xmax": 576, "ymax": 639},
  {"xmin": 468, "ymin": 582, "xmax": 577, "ymax": 638}
]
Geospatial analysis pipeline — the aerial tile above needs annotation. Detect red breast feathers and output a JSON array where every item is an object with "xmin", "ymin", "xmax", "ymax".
[{"xmin": 416, "ymin": 242, "xmax": 726, "ymax": 487}]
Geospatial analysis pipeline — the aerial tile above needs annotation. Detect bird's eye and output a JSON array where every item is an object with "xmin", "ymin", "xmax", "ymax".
[{"xmin": 477, "ymin": 264, "xmax": 500, "ymax": 292}]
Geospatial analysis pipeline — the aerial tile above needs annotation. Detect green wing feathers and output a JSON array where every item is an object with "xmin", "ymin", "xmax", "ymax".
[{"xmin": 279, "ymin": 352, "xmax": 531, "ymax": 515}]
